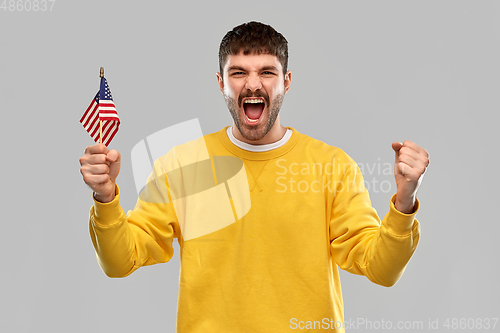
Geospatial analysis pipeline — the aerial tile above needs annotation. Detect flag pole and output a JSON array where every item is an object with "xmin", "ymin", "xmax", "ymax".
[{"xmin": 99, "ymin": 67, "xmax": 104, "ymax": 144}]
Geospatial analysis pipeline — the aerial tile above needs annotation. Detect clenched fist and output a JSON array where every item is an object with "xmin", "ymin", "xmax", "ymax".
[
  {"xmin": 392, "ymin": 140, "xmax": 430, "ymax": 214},
  {"xmin": 79, "ymin": 143, "xmax": 121, "ymax": 203}
]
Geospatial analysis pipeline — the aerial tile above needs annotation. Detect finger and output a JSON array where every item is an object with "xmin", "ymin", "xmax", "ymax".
[
  {"xmin": 84, "ymin": 143, "xmax": 109, "ymax": 156},
  {"xmin": 399, "ymin": 147, "xmax": 426, "ymax": 161},
  {"xmin": 83, "ymin": 173, "xmax": 111, "ymax": 186},
  {"xmin": 84, "ymin": 154, "xmax": 109, "ymax": 165},
  {"xmin": 402, "ymin": 140, "xmax": 429, "ymax": 158},
  {"xmin": 398, "ymin": 154, "xmax": 428, "ymax": 176},
  {"xmin": 399, "ymin": 153, "xmax": 426, "ymax": 170},
  {"xmin": 399, "ymin": 146, "xmax": 429, "ymax": 166},
  {"xmin": 81, "ymin": 163, "xmax": 110, "ymax": 175},
  {"xmin": 396, "ymin": 162, "xmax": 407, "ymax": 177},
  {"xmin": 397, "ymin": 162, "xmax": 423, "ymax": 182}
]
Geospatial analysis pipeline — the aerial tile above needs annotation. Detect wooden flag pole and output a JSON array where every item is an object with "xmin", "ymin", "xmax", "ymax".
[{"xmin": 99, "ymin": 67, "xmax": 104, "ymax": 144}]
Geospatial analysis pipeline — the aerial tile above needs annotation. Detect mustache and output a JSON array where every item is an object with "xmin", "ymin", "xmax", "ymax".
[{"xmin": 238, "ymin": 92, "xmax": 270, "ymax": 107}]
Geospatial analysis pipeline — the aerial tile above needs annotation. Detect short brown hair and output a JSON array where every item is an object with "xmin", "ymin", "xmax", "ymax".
[{"xmin": 218, "ymin": 21, "xmax": 288, "ymax": 78}]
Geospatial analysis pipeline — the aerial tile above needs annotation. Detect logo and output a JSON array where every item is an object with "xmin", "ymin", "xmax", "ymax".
[{"xmin": 131, "ymin": 119, "xmax": 251, "ymax": 241}]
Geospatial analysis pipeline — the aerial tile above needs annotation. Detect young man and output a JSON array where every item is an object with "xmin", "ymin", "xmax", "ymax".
[{"xmin": 80, "ymin": 22, "xmax": 429, "ymax": 332}]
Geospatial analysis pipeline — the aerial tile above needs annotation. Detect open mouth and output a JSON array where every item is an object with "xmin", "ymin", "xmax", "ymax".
[{"xmin": 242, "ymin": 98, "xmax": 265, "ymax": 125}]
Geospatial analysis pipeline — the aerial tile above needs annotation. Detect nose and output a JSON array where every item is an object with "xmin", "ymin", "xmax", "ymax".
[{"xmin": 245, "ymin": 74, "xmax": 262, "ymax": 92}]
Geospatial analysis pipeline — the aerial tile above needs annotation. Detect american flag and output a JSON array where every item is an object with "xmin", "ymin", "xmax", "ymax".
[{"xmin": 80, "ymin": 77, "xmax": 120, "ymax": 146}]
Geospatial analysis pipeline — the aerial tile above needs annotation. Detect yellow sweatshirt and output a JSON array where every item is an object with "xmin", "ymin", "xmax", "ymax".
[{"xmin": 88, "ymin": 126, "xmax": 420, "ymax": 332}]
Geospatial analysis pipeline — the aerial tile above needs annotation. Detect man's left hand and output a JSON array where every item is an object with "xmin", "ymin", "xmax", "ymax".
[{"xmin": 392, "ymin": 140, "xmax": 430, "ymax": 214}]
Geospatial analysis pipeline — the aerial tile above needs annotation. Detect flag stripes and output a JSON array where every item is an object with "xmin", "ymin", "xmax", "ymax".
[{"xmin": 80, "ymin": 77, "xmax": 120, "ymax": 146}]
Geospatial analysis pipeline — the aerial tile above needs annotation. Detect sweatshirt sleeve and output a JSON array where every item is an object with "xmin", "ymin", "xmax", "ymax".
[
  {"xmin": 88, "ymin": 166, "xmax": 180, "ymax": 278},
  {"xmin": 329, "ymin": 156, "xmax": 420, "ymax": 287}
]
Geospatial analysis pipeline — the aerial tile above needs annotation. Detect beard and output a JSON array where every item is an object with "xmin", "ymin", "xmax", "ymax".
[{"xmin": 224, "ymin": 91, "xmax": 284, "ymax": 142}]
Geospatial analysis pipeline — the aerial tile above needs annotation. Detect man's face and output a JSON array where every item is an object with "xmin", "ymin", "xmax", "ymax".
[{"xmin": 217, "ymin": 52, "xmax": 291, "ymax": 142}]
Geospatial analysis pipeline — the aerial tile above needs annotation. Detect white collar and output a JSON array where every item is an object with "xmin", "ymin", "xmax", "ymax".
[{"xmin": 226, "ymin": 126, "xmax": 293, "ymax": 152}]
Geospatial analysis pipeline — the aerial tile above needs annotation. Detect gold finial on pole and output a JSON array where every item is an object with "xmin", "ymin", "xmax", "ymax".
[{"xmin": 100, "ymin": 67, "xmax": 104, "ymax": 78}]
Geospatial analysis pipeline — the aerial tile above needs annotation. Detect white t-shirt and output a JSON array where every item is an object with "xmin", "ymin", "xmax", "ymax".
[{"xmin": 226, "ymin": 126, "xmax": 293, "ymax": 152}]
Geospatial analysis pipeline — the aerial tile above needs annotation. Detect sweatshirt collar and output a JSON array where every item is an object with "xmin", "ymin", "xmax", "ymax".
[{"xmin": 217, "ymin": 126, "xmax": 300, "ymax": 161}]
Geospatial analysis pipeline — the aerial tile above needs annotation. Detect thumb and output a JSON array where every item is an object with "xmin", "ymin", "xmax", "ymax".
[
  {"xmin": 392, "ymin": 141, "xmax": 403, "ymax": 157},
  {"xmin": 106, "ymin": 149, "xmax": 121, "ymax": 181}
]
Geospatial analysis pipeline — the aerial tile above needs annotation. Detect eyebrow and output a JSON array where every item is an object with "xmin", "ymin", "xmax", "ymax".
[
  {"xmin": 227, "ymin": 66, "xmax": 279, "ymax": 72},
  {"xmin": 261, "ymin": 66, "xmax": 279, "ymax": 72}
]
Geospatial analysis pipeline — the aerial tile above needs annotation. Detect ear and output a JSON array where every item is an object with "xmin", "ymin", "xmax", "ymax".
[
  {"xmin": 284, "ymin": 70, "xmax": 292, "ymax": 94},
  {"xmin": 216, "ymin": 72, "xmax": 224, "ymax": 93}
]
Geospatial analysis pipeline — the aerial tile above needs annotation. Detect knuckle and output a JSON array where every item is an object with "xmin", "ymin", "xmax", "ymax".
[
  {"xmin": 97, "ymin": 164, "xmax": 109, "ymax": 174},
  {"xmin": 92, "ymin": 164, "xmax": 103, "ymax": 174},
  {"xmin": 91, "ymin": 154, "xmax": 102, "ymax": 164},
  {"xmin": 91, "ymin": 143, "xmax": 104, "ymax": 155},
  {"xmin": 82, "ymin": 174, "xmax": 90, "ymax": 184},
  {"xmin": 94, "ymin": 154, "xmax": 103, "ymax": 164},
  {"xmin": 99, "ymin": 143, "xmax": 109, "ymax": 153},
  {"xmin": 81, "ymin": 165, "xmax": 90, "ymax": 175}
]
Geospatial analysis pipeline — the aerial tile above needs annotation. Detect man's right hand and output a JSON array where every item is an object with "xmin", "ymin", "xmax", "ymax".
[{"xmin": 79, "ymin": 143, "xmax": 121, "ymax": 203}]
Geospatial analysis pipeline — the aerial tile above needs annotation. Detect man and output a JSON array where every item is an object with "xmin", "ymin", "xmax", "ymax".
[{"xmin": 80, "ymin": 22, "xmax": 429, "ymax": 332}]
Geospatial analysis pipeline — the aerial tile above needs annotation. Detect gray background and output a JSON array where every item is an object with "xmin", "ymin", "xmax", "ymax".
[{"xmin": 1, "ymin": 0, "xmax": 499, "ymax": 332}]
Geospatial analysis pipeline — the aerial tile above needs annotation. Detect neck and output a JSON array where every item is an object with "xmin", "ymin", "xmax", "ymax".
[{"xmin": 232, "ymin": 116, "xmax": 286, "ymax": 145}]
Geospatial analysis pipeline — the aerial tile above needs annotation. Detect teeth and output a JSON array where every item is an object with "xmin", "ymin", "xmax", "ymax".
[
  {"xmin": 245, "ymin": 114, "xmax": 260, "ymax": 123},
  {"xmin": 243, "ymin": 98, "xmax": 264, "ymax": 123},
  {"xmin": 244, "ymin": 99, "xmax": 264, "ymax": 104}
]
